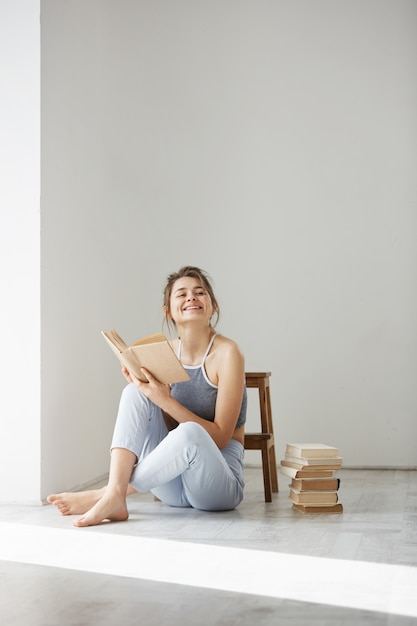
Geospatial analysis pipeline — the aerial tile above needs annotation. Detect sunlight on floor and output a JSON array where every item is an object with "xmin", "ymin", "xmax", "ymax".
[{"xmin": 1, "ymin": 521, "xmax": 416, "ymax": 619}]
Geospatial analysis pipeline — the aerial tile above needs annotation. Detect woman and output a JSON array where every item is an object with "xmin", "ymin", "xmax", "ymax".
[{"xmin": 48, "ymin": 266, "xmax": 247, "ymax": 527}]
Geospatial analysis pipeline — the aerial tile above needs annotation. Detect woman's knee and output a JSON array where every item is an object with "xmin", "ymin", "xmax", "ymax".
[
  {"xmin": 120, "ymin": 383, "xmax": 149, "ymax": 408},
  {"xmin": 116, "ymin": 383, "xmax": 157, "ymax": 427},
  {"xmin": 121, "ymin": 382, "xmax": 140, "ymax": 400},
  {"xmin": 175, "ymin": 422, "xmax": 209, "ymax": 445}
]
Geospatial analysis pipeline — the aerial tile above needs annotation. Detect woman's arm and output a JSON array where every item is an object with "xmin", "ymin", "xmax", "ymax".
[{"xmin": 130, "ymin": 339, "xmax": 245, "ymax": 449}]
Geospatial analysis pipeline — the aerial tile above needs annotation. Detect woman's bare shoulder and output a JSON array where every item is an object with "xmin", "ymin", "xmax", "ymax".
[
  {"xmin": 206, "ymin": 333, "xmax": 245, "ymax": 385},
  {"xmin": 213, "ymin": 333, "xmax": 244, "ymax": 359}
]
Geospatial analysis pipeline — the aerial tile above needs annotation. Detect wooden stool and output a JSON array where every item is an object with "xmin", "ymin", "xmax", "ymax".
[{"xmin": 244, "ymin": 372, "xmax": 279, "ymax": 502}]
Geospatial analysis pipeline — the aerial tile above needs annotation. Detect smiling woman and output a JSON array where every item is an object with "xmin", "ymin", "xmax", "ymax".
[
  {"xmin": 48, "ymin": 266, "xmax": 248, "ymax": 527},
  {"xmin": 163, "ymin": 265, "xmax": 220, "ymax": 333}
]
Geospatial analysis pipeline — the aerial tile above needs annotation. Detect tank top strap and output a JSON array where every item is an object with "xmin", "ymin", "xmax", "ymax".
[{"xmin": 202, "ymin": 333, "xmax": 217, "ymax": 365}]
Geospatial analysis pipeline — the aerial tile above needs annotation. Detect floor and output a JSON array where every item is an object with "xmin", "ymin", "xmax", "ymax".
[{"xmin": 0, "ymin": 467, "xmax": 416, "ymax": 626}]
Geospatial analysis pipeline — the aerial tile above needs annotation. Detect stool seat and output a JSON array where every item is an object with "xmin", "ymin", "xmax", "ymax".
[{"xmin": 244, "ymin": 372, "xmax": 279, "ymax": 502}]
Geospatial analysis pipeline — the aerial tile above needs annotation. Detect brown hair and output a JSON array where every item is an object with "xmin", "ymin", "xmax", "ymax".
[{"xmin": 163, "ymin": 266, "xmax": 220, "ymax": 333}]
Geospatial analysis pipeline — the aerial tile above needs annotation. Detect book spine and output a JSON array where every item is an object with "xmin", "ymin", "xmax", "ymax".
[
  {"xmin": 289, "ymin": 489, "xmax": 339, "ymax": 504},
  {"xmin": 291, "ymin": 478, "xmax": 340, "ymax": 491}
]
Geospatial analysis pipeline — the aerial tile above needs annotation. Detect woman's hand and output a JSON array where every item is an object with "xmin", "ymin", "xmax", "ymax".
[
  {"xmin": 123, "ymin": 367, "xmax": 172, "ymax": 409},
  {"xmin": 121, "ymin": 366, "xmax": 134, "ymax": 384}
]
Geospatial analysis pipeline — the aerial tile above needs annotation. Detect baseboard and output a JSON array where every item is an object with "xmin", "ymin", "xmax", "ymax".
[{"xmin": 243, "ymin": 463, "xmax": 417, "ymax": 470}]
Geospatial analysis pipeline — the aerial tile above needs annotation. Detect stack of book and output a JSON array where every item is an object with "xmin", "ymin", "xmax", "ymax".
[{"xmin": 280, "ymin": 443, "xmax": 343, "ymax": 514}]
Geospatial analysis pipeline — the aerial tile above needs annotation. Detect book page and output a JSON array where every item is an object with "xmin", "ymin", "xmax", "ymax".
[
  {"xmin": 286, "ymin": 443, "xmax": 339, "ymax": 458},
  {"xmin": 102, "ymin": 329, "xmax": 128, "ymax": 354},
  {"xmin": 131, "ymin": 333, "xmax": 166, "ymax": 347}
]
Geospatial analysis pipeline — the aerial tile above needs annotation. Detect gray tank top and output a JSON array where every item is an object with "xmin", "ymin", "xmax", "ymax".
[{"xmin": 170, "ymin": 334, "xmax": 247, "ymax": 428}]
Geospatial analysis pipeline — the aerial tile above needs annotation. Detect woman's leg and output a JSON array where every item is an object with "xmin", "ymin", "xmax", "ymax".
[
  {"xmin": 74, "ymin": 385, "xmax": 173, "ymax": 526},
  {"xmin": 48, "ymin": 384, "xmax": 169, "ymax": 521},
  {"xmin": 131, "ymin": 422, "xmax": 245, "ymax": 511},
  {"xmin": 49, "ymin": 388, "xmax": 244, "ymax": 522},
  {"xmin": 74, "ymin": 448, "xmax": 136, "ymax": 526}
]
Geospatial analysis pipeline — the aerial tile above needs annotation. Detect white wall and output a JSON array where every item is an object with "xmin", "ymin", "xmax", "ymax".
[
  {"xmin": 0, "ymin": 0, "xmax": 40, "ymax": 503},
  {"xmin": 1, "ymin": 0, "xmax": 416, "ymax": 503}
]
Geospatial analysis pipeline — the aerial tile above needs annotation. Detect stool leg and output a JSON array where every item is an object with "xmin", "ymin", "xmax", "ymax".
[
  {"xmin": 261, "ymin": 448, "xmax": 272, "ymax": 502},
  {"xmin": 269, "ymin": 445, "xmax": 279, "ymax": 493}
]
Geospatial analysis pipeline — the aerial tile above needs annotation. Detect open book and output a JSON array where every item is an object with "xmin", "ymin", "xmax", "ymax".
[{"xmin": 101, "ymin": 329, "xmax": 190, "ymax": 384}]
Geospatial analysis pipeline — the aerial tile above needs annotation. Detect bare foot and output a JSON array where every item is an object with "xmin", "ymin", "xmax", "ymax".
[
  {"xmin": 47, "ymin": 488, "xmax": 105, "ymax": 516},
  {"xmin": 74, "ymin": 492, "xmax": 129, "ymax": 527}
]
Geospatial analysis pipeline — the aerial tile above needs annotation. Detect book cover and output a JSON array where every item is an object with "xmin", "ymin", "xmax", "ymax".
[
  {"xmin": 281, "ymin": 459, "xmax": 342, "ymax": 471},
  {"xmin": 291, "ymin": 477, "xmax": 340, "ymax": 492},
  {"xmin": 284, "ymin": 454, "xmax": 343, "ymax": 466},
  {"xmin": 289, "ymin": 488, "xmax": 339, "ymax": 505},
  {"xmin": 279, "ymin": 465, "xmax": 335, "ymax": 479},
  {"xmin": 285, "ymin": 443, "xmax": 339, "ymax": 459},
  {"xmin": 292, "ymin": 503, "xmax": 343, "ymax": 514},
  {"xmin": 102, "ymin": 329, "xmax": 190, "ymax": 385}
]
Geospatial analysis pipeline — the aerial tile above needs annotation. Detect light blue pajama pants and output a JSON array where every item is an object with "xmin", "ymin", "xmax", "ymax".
[{"xmin": 111, "ymin": 383, "xmax": 245, "ymax": 511}]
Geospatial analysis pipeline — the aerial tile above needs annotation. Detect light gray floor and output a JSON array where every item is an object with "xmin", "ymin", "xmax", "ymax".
[{"xmin": 0, "ymin": 467, "xmax": 416, "ymax": 625}]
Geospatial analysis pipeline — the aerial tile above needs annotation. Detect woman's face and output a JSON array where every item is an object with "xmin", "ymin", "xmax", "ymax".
[{"xmin": 168, "ymin": 276, "xmax": 214, "ymax": 326}]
